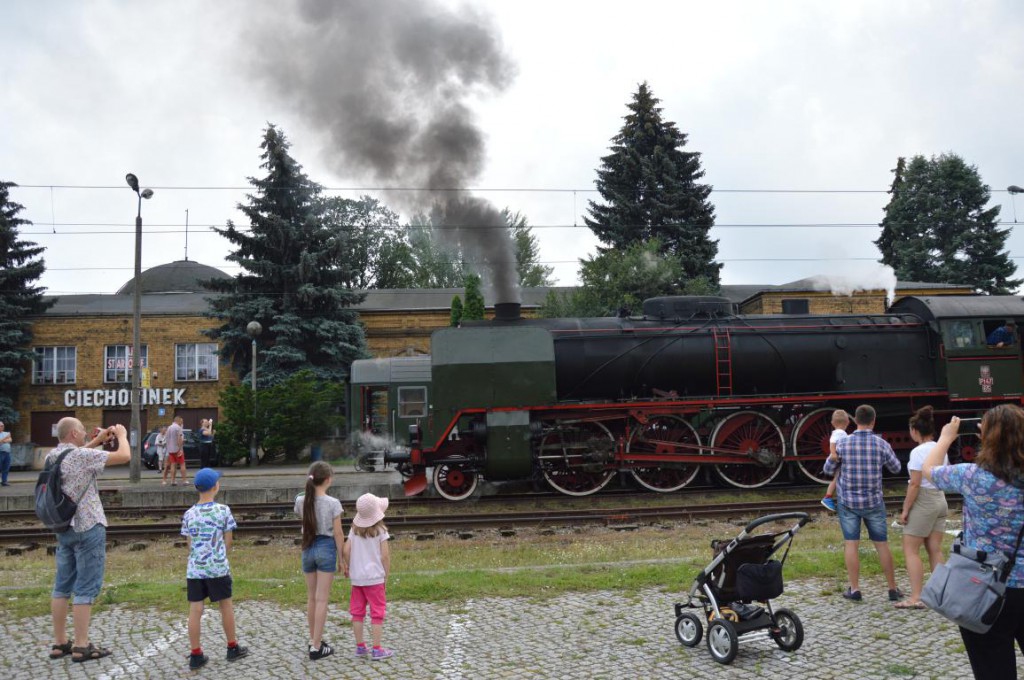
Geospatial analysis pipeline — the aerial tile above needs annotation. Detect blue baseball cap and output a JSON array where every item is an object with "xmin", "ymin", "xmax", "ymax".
[{"xmin": 194, "ymin": 468, "xmax": 222, "ymax": 492}]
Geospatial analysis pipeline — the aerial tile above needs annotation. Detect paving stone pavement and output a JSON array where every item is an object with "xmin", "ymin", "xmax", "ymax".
[{"xmin": 3, "ymin": 577, "xmax": 1019, "ymax": 679}]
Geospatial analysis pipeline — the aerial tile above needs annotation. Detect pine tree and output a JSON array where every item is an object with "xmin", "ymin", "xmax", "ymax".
[
  {"xmin": 462, "ymin": 273, "xmax": 486, "ymax": 320},
  {"xmin": 504, "ymin": 209, "xmax": 555, "ymax": 287},
  {"xmin": 205, "ymin": 125, "xmax": 368, "ymax": 385},
  {"xmin": 584, "ymin": 82, "xmax": 720, "ymax": 285},
  {"xmin": 875, "ymin": 154, "xmax": 1020, "ymax": 294},
  {"xmin": 0, "ymin": 182, "xmax": 53, "ymax": 424},
  {"xmin": 450, "ymin": 296, "xmax": 464, "ymax": 326}
]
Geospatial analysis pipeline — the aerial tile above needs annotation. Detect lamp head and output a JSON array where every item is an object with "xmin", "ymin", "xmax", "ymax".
[
  {"xmin": 246, "ymin": 321, "xmax": 263, "ymax": 338},
  {"xmin": 140, "ymin": 188, "xmax": 154, "ymax": 199},
  {"xmin": 1008, "ymin": 185, "xmax": 1024, "ymax": 195},
  {"xmin": 125, "ymin": 173, "xmax": 139, "ymax": 192}
]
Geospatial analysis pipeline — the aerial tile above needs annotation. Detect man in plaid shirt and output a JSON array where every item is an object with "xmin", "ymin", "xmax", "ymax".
[{"xmin": 822, "ymin": 404, "xmax": 903, "ymax": 602}]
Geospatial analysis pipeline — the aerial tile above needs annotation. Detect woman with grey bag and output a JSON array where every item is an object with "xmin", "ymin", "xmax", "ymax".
[{"xmin": 924, "ymin": 406, "xmax": 1024, "ymax": 679}]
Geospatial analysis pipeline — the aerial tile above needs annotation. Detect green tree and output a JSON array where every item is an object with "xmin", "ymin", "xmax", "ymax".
[
  {"xmin": 450, "ymin": 295, "xmax": 464, "ymax": 326},
  {"xmin": 585, "ymin": 82, "xmax": 720, "ymax": 285},
  {"xmin": 463, "ymin": 273, "xmax": 486, "ymax": 320},
  {"xmin": 540, "ymin": 240, "xmax": 715, "ymax": 317},
  {"xmin": 503, "ymin": 209, "xmax": 555, "ymax": 287},
  {"xmin": 205, "ymin": 125, "xmax": 368, "ymax": 385},
  {"xmin": 0, "ymin": 182, "xmax": 53, "ymax": 424},
  {"xmin": 875, "ymin": 153, "xmax": 1020, "ymax": 294},
  {"xmin": 217, "ymin": 371, "xmax": 345, "ymax": 462},
  {"xmin": 407, "ymin": 210, "xmax": 465, "ymax": 288},
  {"xmin": 322, "ymin": 195, "xmax": 416, "ymax": 289}
]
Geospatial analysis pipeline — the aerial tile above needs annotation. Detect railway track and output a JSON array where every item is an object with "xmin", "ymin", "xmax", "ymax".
[{"xmin": 0, "ymin": 495, "xmax": 959, "ymax": 544}]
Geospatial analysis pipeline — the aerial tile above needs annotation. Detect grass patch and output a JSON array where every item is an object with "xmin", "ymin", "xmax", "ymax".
[{"xmin": 0, "ymin": 510, "xmax": 956, "ymax": 620}]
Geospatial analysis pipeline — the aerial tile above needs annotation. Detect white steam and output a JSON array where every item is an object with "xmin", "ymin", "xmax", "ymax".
[{"xmin": 808, "ymin": 264, "xmax": 898, "ymax": 307}]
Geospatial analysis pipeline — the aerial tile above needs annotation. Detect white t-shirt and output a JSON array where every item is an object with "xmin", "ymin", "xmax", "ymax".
[
  {"xmin": 347, "ymin": 527, "xmax": 390, "ymax": 587},
  {"xmin": 907, "ymin": 441, "xmax": 947, "ymax": 490},
  {"xmin": 829, "ymin": 429, "xmax": 848, "ymax": 447}
]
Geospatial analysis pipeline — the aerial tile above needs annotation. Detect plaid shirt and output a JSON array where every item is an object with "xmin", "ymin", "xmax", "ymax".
[{"xmin": 823, "ymin": 429, "xmax": 901, "ymax": 510}]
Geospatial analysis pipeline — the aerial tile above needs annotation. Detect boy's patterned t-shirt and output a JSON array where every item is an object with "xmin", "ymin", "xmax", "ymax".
[{"xmin": 181, "ymin": 502, "xmax": 237, "ymax": 579}]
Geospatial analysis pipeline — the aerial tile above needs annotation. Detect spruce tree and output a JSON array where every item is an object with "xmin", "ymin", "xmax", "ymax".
[
  {"xmin": 0, "ymin": 182, "xmax": 53, "ymax": 424},
  {"xmin": 205, "ymin": 125, "xmax": 368, "ymax": 385},
  {"xmin": 450, "ymin": 296, "xmax": 464, "ymax": 326},
  {"xmin": 585, "ymin": 82, "xmax": 721, "ymax": 285},
  {"xmin": 462, "ymin": 273, "xmax": 486, "ymax": 320},
  {"xmin": 875, "ymin": 154, "xmax": 1020, "ymax": 294}
]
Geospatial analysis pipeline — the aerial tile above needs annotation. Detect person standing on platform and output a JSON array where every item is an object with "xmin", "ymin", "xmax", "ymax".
[
  {"xmin": 199, "ymin": 419, "xmax": 215, "ymax": 468},
  {"xmin": 0, "ymin": 421, "xmax": 12, "ymax": 486},
  {"xmin": 163, "ymin": 417, "xmax": 186, "ymax": 486},
  {"xmin": 47, "ymin": 419, "xmax": 130, "ymax": 662},
  {"xmin": 823, "ymin": 404, "xmax": 904, "ymax": 602},
  {"xmin": 155, "ymin": 426, "xmax": 168, "ymax": 473}
]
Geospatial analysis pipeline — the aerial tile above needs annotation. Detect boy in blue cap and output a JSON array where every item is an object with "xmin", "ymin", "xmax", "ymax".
[{"xmin": 181, "ymin": 468, "xmax": 249, "ymax": 670}]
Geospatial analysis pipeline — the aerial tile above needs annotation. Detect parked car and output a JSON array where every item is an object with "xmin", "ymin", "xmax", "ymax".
[{"xmin": 142, "ymin": 428, "xmax": 220, "ymax": 469}]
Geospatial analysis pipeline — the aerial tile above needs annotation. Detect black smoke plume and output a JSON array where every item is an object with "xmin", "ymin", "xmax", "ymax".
[{"xmin": 243, "ymin": 0, "xmax": 520, "ymax": 302}]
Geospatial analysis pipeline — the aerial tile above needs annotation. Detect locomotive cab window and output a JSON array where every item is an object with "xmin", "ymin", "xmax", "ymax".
[
  {"xmin": 398, "ymin": 386, "xmax": 427, "ymax": 417},
  {"xmin": 982, "ymin": 319, "xmax": 1018, "ymax": 347},
  {"xmin": 945, "ymin": 321, "xmax": 979, "ymax": 349}
]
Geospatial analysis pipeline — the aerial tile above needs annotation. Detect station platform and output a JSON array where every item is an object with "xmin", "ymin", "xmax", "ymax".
[{"xmin": 0, "ymin": 462, "xmax": 406, "ymax": 511}]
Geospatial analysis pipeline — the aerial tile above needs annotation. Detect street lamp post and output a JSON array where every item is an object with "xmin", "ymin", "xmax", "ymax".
[
  {"xmin": 1009, "ymin": 185, "xmax": 1024, "ymax": 223},
  {"xmin": 125, "ymin": 173, "xmax": 153, "ymax": 484},
  {"xmin": 246, "ymin": 321, "xmax": 262, "ymax": 466}
]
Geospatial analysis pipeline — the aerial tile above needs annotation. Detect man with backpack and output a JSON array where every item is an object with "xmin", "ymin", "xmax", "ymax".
[{"xmin": 46, "ymin": 418, "xmax": 130, "ymax": 663}]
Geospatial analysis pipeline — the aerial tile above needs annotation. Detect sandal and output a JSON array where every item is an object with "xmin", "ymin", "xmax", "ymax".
[
  {"xmin": 72, "ymin": 643, "xmax": 112, "ymax": 663},
  {"xmin": 50, "ymin": 641, "xmax": 72, "ymax": 659},
  {"xmin": 894, "ymin": 600, "xmax": 927, "ymax": 610}
]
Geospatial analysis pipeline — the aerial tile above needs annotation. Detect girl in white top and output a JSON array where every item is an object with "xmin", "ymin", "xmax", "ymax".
[
  {"xmin": 343, "ymin": 493, "xmax": 393, "ymax": 661},
  {"xmin": 896, "ymin": 405, "xmax": 949, "ymax": 609}
]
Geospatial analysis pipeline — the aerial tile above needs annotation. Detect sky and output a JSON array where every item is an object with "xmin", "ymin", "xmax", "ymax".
[{"xmin": 3, "ymin": 0, "xmax": 1024, "ymax": 301}]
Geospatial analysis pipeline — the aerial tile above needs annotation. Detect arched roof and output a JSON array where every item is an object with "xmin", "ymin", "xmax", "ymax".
[{"xmin": 116, "ymin": 260, "xmax": 231, "ymax": 295}]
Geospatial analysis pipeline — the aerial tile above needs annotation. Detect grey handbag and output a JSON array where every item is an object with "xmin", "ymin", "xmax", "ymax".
[{"xmin": 921, "ymin": 521, "xmax": 1024, "ymax": 634}]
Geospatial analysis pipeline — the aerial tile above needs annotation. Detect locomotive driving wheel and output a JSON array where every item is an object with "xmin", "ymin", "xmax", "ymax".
[
  {"xmin": 539, "ymin": 420, "xmax": 616, "ymax": 496},
  {"xmin": 626, "ymin": 416, "xmax": 702, "ymax": 492},
  {"xmin": 791, "ymin": 407, "xmax": 842, "ymax": 484},
  {"xmin": 432, "ymin": 455, "xmax": 479, "ymax": 501},
  {"xmin": 711, "ymin": 411, "xmax": 785, "ymax": 488}
]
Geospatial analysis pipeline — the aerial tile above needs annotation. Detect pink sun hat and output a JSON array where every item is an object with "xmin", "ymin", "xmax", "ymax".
[{"xmin": 353, "ymin": 493, "xmax": 389, "ymax": 527}]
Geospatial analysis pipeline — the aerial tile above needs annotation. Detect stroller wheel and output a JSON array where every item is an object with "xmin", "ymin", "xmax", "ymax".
[
  {"xmin": 770, "ymin": 608, "xmax": 804, "ymax": 652},
  {"xmin": 674, "ymin": 613, "xmax": 703, "ymax": 647},
  {"xmin": 706, "ymin": 619, "xmax": 739, "ymax": 664}
]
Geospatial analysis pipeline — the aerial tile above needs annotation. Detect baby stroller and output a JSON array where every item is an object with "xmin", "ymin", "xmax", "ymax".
[{"xmin": 674, "ymin": 512, "xmax": 811, "ymax": 664}]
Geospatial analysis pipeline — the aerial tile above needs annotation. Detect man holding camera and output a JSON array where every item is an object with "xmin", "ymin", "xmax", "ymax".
[{"xmin": 823, "ymin": 404, "xmax": 903, "ymax": 602}]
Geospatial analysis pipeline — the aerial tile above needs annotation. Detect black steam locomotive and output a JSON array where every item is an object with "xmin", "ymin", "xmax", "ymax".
[{"xmin": 349, "ymin": 295, "xmax": 1024, "ymax": 500}]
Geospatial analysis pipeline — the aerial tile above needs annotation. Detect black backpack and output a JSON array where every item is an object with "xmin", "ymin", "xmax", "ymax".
[{"xmin": 34, "ymin": 449, "xmax": 78, "ymax": 533}]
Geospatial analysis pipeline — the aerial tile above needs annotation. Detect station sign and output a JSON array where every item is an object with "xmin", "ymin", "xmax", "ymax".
[{"xmin": 64, "ymin": 388, "xmax": 187, "ymax": 408}]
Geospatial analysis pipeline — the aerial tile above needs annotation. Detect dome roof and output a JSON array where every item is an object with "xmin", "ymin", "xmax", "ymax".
[{"xmin": 116, "ymin": 260, "xmax": 231, "ymax": 295}]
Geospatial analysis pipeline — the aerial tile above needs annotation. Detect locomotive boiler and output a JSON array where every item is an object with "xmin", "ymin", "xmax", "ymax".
[{"xmin": 350, "ymin": 295, "xmax": 1024, "ymax": 500}]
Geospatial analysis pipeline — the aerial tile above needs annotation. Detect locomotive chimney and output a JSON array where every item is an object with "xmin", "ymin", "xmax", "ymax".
[{"xmin": 494, "ymin": 302, "xmax": 522, "ymax": 321}]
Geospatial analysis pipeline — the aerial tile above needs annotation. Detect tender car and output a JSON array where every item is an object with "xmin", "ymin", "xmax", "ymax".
[{"xmin": 142, "ymin": 429, "xmax": 219, "ymax": 469}]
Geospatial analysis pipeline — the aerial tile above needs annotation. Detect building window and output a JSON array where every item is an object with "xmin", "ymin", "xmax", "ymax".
[
  {"xmin": 398, "ymin": 386, "xmax": 427, "ymax": 417},
  {"xmin": 176, "ymin": 343, "xmax": 219, "ymax": 381},
  {"xmin": 33, "ymin": 346, "xmax": 77, "ymax": 384},
  {"xmin": 781, "ymin": 298, "xmax": 810, "ymax": 315},
  {"xmin": 104, "ymin": 345, "xmax": 149, "ymax": 383}
]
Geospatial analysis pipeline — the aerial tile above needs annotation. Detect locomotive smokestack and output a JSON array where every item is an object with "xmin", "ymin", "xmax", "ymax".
[{"xmin": 494, "ymin": 302, "xmax": 522, "ymax": 321}]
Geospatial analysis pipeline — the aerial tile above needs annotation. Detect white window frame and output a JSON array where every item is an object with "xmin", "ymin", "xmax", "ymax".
[
  {"xmin": 33, "ymin": 346, "xmax": 77, "ymax": 385},
  {"xmin": 175, "ymin": 343, "xmax": 219, "ymax": 381},
  {"xmin": 398, "ymin": 386, "xmax": 427, "ymax": 418},
  {"xmin": 104, "ymin": 344, "xmax": 149, "ymax": 383}
]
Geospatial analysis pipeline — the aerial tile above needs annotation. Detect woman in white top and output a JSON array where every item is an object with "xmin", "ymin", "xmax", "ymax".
[{"xmin": 896, "ymin": 405, "xmax": 948, "ymax": 609}]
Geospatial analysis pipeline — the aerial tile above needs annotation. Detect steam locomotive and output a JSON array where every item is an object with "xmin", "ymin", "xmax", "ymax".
[{"xmin": 349, "ymin": 295, "xmax": 1024, "ymax": 500}]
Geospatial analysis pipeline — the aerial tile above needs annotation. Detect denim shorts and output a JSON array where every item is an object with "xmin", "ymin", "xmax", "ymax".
[
  {"xmin": 52, "ymin": 524, "xmax": 107, "ymax": 605},
  {"xmin": 301, "ymin": 535, "xmax": 338, "ymax": 573},
  {"xmin": 837, "ymin": 501, "xmax": 888, "ymax": 542}
]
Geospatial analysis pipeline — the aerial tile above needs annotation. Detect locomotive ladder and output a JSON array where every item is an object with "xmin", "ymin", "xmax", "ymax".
[{"xmin": 712, "ymin": 328, "xmax": 733, "ymax": 396}]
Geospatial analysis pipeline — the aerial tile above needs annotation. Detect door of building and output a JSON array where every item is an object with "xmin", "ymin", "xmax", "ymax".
[
  {"xmin": 102, "ymin": 410, "xmax": 150, "ymax": 440},
  {"xmin": 30, "ymin": 411, "xmax": 75, "ymax": 446}
]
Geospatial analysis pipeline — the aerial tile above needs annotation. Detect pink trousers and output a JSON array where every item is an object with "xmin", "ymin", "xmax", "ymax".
[{"xmin": 350, "ymin": 583, "xmax": 387, "ymax": 625}]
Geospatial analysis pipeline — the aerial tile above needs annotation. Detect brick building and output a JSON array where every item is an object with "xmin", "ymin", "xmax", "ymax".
[{"xmin": 10, "ymin": 260, "xmax": 973, "ymax": 448}]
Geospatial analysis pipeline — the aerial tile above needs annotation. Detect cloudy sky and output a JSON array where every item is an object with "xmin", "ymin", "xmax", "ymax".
[{"xmin": 3, "ymin": 0, "xmax": 1023, "ymax": 300}]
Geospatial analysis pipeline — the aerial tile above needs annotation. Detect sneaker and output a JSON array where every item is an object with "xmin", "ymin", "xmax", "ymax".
[
  {"xmin": 820, "ymin": 496, "xmax": 837, "ymax": 512},
  {"xmin": 371, "ymin": 647, "xmax": 394, "ymax": 661},
  {"xmin": 309, "ymin": 642, "xmax": 334, "ymax": 661},
  {"xmin": 842, "ymin": 588, "xmax": 862, "ymax": 601},
  {"xmin": 889, "ymin": 588, "xmax": 904, "ymax": 602},
  {"xmin": 189, "ymin": 653, "xmax": 208, "ymax": 670},
  {"xmin": 226, "ymin": 645, "xmax": 249, "ymax": 662},
  {"xmin": 355, "ymin": 645, "xmax": 368, "ymax": 659}
]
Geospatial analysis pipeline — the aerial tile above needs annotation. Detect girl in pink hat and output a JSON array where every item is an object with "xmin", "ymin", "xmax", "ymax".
[{"xmin": 343, "ymin": 493, "xmax": 393, "ymax": 661}]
